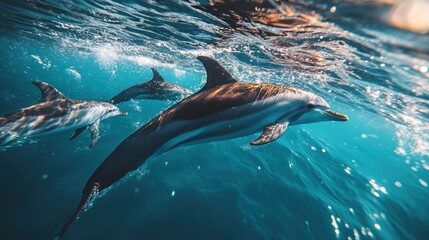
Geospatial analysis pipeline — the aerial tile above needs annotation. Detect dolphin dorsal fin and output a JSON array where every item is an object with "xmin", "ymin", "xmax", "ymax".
[
  {"xmin": 197, "ymin": 56, "xmax": 237, "ymax": 91},
  {"xmin": 149, "ymin": 68, "xmax": 165, "ymax": 82},
  {"xmin": 32, "ymin": 81, "xmax": 67, "ymax": 103}
]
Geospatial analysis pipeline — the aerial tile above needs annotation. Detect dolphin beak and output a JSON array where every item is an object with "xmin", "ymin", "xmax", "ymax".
[
  {"xmin": 322, "ymin": 109, "xmax": 349, "ymax": 121},
  {"xmin": 119, "ymin": 111, "xmax": 128, "ymax": 116}
]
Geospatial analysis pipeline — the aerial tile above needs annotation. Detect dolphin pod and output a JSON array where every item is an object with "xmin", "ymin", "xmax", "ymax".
[
  {"xmin": 0, "ymin": 81, "xmax": 127, "ymax": 148},
  {"xmin": 0, "ymin": 69, "xmax": 190, "ymax": 148},
  {"xmin": 57, "ymin": 56, "xmax": 348, "ymax": 238}
]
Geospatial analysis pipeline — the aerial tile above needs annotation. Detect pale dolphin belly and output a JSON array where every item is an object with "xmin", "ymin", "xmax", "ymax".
[
  {"xmin": 158, "ymin": 105, "xmax": 280, "ymax": 151},
  {"xmin": 157, "ymin": 96, "xmax": 303, "ymax": 153}
]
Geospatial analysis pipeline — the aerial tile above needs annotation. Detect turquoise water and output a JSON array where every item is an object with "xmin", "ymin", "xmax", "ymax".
[{"xmin": 0, "ymin": 0, "xmax": 428, "ymax": 239}]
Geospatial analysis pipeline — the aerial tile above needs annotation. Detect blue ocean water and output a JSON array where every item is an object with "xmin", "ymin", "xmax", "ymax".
[{"xmin": 0, "ymin": 0, "xmax": 428, "ymax": 239}]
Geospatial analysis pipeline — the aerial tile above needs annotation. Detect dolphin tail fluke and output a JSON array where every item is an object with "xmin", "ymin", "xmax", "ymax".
[{"xmin": 57, "ymin": 182, "xmax": 100, "ymax": 239}]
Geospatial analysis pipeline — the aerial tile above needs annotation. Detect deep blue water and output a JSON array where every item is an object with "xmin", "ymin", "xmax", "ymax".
[{"xmin": 0, "ymin": 0, "xmax": 428, "ymax": 239}]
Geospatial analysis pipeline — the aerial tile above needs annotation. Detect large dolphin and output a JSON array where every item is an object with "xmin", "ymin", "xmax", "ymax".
[
  {"xmin": 109, "ymin": 68, "xmax": 192, "ymax": 104},
  {"xmin": 0, "ymin": 81, "xmax": 127, "ymax": 148},
  {"xmin": 58, "ymin": 56, "xmax": 348, "ymax": 238}
]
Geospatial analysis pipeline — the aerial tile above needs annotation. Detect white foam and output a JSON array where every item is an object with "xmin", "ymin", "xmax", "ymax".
[
  {"xmin": 125, "ymin": 56, "xmax": 175, "ymax": 68},
  {"xmin": 93, "ymin": 44, "xmax": 119, "ymax": 66}
]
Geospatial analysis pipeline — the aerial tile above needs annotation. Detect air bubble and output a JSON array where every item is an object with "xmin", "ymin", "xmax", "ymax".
[{"xmin": 418, "ymin": 179, "xmax": 428, "ymax": 187}]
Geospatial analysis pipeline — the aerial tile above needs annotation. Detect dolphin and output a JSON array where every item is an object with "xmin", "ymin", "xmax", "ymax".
[
  {"xmin": 0, "ymin": 81, "xmax": 127, "ymax": 148},
  {"xmin": 58, "ymin": 56, "xmax": 348, "ymax": 238},
  {"xmin": 109, "ymin": 68, "xmax": 192, "ymax": 104}
]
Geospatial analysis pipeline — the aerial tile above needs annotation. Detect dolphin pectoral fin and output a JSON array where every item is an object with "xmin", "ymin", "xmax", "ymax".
[
  {"xmin": 88, "ymin": 120, "xmax": 100, "ymax": 149},
  {"xmin": 250, "ymin": 122, "xmax": 289, "ymax": 146},
  {"xmin": 32, "ymin": 81, "xmax": 67, "ymax": 103},
  {"xmin": 69, "ymin": 127, "xmax": 87, "ymax": 140},
  {"xmin": 57, "ymin": 182, "xmax": 100, "ymax": 239}
]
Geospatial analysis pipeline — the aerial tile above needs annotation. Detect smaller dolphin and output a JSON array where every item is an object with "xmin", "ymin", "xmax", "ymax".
[
  {"xmin": 0, "ymin": 81, "xmax": 127, "ymax": 148},
  {"xmin": 109, "ymin": 68, "xmax": 192, "ymax": 104}
]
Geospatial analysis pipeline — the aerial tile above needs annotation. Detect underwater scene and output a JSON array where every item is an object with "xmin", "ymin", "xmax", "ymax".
[{"xmin": 0, "ymin": 0, "xmax": 428, "ymax": 239}]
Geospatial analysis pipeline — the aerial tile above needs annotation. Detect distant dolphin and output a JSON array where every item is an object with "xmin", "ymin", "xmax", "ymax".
[
  {"xmin": 58, "ymin": 56, "xmax": 348, "ymax": 238},
  {"xmin": 109, "ymin": 68, "xmax": 192, "ymax": 104},
  {"xmin": 0, "ymin": 81, "xmax": 127, "ymax": 148}
]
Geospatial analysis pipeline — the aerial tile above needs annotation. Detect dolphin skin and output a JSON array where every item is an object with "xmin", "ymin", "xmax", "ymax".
[
  {"xmin": 58, "ymin": 56, "xmax": 348, "ymax": 238},
  {"xmin": 0, "ymin": 81, "xmax": 127, "ymax": 148},
  {"xmin": 110, "ymin": 68, "xmax": 192, "ymax": 104}
]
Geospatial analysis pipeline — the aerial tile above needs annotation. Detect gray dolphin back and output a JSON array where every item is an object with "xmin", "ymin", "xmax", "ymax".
[{"xmin": 109, "ymin": 68, "xmax": 190, "ymax": 104}]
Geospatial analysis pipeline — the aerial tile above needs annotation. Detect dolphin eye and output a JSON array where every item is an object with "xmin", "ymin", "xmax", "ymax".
[{"xmin": 307, "ymin": 103, "xmax": 316, "ymax": 109}]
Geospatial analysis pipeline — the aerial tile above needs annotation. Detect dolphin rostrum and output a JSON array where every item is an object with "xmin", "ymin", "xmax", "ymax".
[
  {"xmin": 109, "ymin": 68, "xmax": 192, "ymax": 104},
  {"xmin": 58, "ymin": 56, "xmax": 348, "ymax": 238},
  {"xmin": 0, "ymin": 81, "xmax": 127, "ymax": 148}
]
